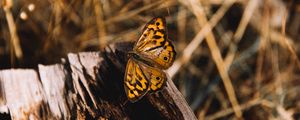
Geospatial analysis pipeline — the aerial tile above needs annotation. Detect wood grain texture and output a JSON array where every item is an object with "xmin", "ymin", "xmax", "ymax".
[
  {"xmin": 0, "ymin": 42, "xmax": 196, "ymax": 120},
  {"xmin": 0, "ymin": 69, "xmax": 51, "ymax": 119},
  {"xmin": 38, "ymin": 64, "xmax": 72, "ymax": 119}
]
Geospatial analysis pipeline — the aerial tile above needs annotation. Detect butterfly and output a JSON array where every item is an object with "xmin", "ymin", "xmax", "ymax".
[{"xmin": 124, "ymin": 17, "xmax": 176, "ymax": 102}]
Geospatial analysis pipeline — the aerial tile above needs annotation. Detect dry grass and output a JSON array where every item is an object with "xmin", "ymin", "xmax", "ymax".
[{"xmin": 1, "ymin": 0, "xmax": 300, "ymax": 119}]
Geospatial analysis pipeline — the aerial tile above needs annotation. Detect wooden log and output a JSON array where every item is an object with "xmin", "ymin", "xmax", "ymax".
[
  {"xmin": 0, "ymin": 42, "xmax": 196, "ymax": 120},
  {"xmin": 38, "ymin": 64, "xmax": 72, "ymax": 119},
  {"xmin": 0, "ymin": 69, "xmax": 51, "ymax": 119}
]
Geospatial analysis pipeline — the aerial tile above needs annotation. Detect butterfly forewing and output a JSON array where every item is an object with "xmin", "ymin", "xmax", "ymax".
[
  {"xmin": 134, "ymin": 17, "xmax": 176, "ymax": 69},
  {"xmin": 124, "ymin": 58, "xmax": 150, "ymax": 102},
  {"xmin": 134, "ymin": 17, "xmax": 166, "ymax": 50}
]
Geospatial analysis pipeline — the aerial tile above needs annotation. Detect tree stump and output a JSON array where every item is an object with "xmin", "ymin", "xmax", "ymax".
[{"xmin": 0, "ymin": 42, "xmax": 196, "ymax": 120}]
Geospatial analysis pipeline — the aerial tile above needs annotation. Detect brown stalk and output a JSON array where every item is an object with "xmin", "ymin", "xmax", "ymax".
[
  {"xmin": 3, "ymin": 0, "xmax": 23, "ymax": 62},
  {"xmin": 93, "ymin": 0, "xmax": 107, "ymax": 50}
]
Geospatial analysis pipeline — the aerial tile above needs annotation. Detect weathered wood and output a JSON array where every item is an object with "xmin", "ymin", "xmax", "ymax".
[
  {"xmin": 38, "ymin": 64, "xmax": 72, "ymax": 119},
  {"xmin": 0, "ymin": 42, "xmax": 197, "ymax": 120},
  {"xmin": 0, "ymin": 69, "xmax": 51, "ymax": 120},
  {"xmin": 67, "ymin": 51, "xmax": 129, "ymax": 119}
]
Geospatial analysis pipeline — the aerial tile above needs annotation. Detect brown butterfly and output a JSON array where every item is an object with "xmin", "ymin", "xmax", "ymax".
[{"xmin": 124, "ymin": 17, "xmax": 176, "ymax": 102}]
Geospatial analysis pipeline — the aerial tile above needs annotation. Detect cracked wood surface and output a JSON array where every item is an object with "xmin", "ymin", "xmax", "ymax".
[{"xmin": 0, "ymin": 42, "xmax": 196, "ymax": 120}]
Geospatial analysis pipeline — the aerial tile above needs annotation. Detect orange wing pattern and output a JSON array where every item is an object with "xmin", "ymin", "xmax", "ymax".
[
  {"xmin": 134, "ymin": 17, "xmax": 176, "ymax": 69},
  {"xmin": 138, "ymin": 60, "xmax": 167, "ymax": 92},
  {"xmin": 124, "ymin": 58, "xmax": 149, "ymax": 102},
  {"xmin": 124, "ymin": 17, "xmax": 175, "ymax": 102},
  {"xmin": 134, "ymin": 17, "xmax": 166, "ymax": 50}
]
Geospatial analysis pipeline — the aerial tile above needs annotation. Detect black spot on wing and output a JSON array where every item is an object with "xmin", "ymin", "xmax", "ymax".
[
  {"xmin": 153, "ymin": 35, "xmax": 162, "ymax": 39},
  {"xmin": 156, "ymin": 22, "xmax": 160, "ymax": 26},
  {"xmin": 163, "ymin": 57, "xmax": 168, "ymax": 61}
]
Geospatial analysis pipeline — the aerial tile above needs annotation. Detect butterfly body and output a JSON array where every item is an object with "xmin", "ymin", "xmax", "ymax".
[{"xmin": 124, "ymin": 17, "xmax": 176, "ymax": 102}]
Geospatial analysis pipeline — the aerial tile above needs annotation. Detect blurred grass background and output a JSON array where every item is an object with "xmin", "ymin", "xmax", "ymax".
[{"xmin": 1, "ymin": 0, "xmax": 300, "ymax": 119}]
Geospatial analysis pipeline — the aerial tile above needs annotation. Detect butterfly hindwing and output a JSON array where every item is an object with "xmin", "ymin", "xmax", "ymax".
[
  {"xmin": 134, "ymin": 17, "xmax": 176, "ymax": 69},
  {"xmin": 138, "ymin": 60, "xmax": 167, "ymax": 92},
  {"xmin": 124, "ymin": 58, "xmax": 149, "ymax": 102}
]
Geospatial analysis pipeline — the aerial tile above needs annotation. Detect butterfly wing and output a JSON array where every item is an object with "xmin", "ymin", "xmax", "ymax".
[
  {"xmin": 134, "ymin": 17, "xmax": 176, "ymax": 69},
  {"xmin": 124, "ymin": 58, "xmax": 150, "ymax": 102},
  {"xmin": 138, "ymin": 60, "xmax": 167, "ymax": 92}
]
